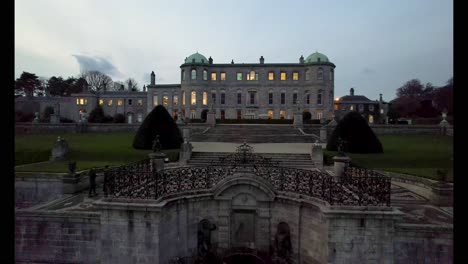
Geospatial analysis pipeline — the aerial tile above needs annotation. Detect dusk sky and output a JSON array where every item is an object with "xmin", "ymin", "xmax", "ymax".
[{"xmin": 15, "ymin": 0, "xmax": 453, "ymax": 101}]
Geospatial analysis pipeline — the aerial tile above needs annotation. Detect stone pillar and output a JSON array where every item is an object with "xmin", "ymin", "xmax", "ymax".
[
  {"xmin": 183, "ymin": 128, "xmax": 191, "ymax": 142},
  {"xmin": 311, "ymin": 144, "xmax": 323, "ymax": 169},
  {"xmin": 293, "ymin": 113, "xmax": 303, "ymax": 128},
  {"xmin": 50, "ymin": 136, "xmax": 69, "ymax": 161},
  {"xmin": 319, "ymin": 126, "xmax": 327, "ymax": 142},
  {"xmin": 50, "ymin": 114, "xmax": 60, "ymax": 124},
  {"xmin": 333, "ymin": 155, "xmax": 351, "ymax": 177},
  {"xmin": 439, "ymin": 119, "xmax": 449, "ymax": 136},
  {"xmin": 149, "ymin": 152, "xmax": 166, "ymax": 172},
  {"xmin": 179, "ymin": 141, "xmax": 193, "ymax": 163},
  {"xmin": 207, "ymin": 111, "xmax": 216, "ymax": 127}
]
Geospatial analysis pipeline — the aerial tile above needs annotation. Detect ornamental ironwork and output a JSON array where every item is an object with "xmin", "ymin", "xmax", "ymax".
[{"xmin": 103, "ymin": 143, "xmax": 391, "ymax": 206}]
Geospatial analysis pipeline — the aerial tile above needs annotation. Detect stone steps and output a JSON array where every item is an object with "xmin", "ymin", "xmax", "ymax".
[{"xmin": 187, "ymin": 152, "xmax": 316, "ymax": 169}]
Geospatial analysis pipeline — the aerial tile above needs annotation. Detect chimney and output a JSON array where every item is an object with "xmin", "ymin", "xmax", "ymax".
[
  {"xmin": 143, "ymin": 85, "xmax": 146, "ymax": 92},
  {"xmin": 350, "ymin": 88, "xmax": 354, "ymax": 96},
  {"xmin": 231, "ymin": 59, "xmax": 234, "ymax": 64},
  {"xmin": 299, "ymin": 55, "xmax": 304, "ymax": 64},
  {"xmin": 379, "ymin": 93, "xmax": 383, "ymax": 102},
  {"xmin": 259, "ymin": 56, "xmax": 264, "ymax": 64},
  {"xmin": 209, "ymin": 56, "xmax": 213, "ymax": 64},
  {"xmin": 151, "ymin": 71, "xmax": 155, "ymax": 85}
]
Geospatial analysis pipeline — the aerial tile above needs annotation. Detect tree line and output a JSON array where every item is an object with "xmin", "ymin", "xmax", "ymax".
[
  {"xmin": 388, "ymin": 77, "xmax": 453, "ymax": 120},
  {"xmin": 15, "ymin": 70, "xmax": 140, "ymax": 97}
]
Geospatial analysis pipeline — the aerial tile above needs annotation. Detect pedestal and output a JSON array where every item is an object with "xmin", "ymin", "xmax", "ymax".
[
  {"xmin": 183, "ymin": 128, "xmax": 191, "ymax": 142},
  {"xmin": 179, "ymin": 142, "xmax": 193, "ymax": 163},
  {"xmin": 439, "ymin": 120, "xmax": 449, "ymax": 136},
  {"xmin": 293, "ymin": 114, "xmax": 303, "ymax": 128},
  {"xmin": 149, "ymin": 152, "xmax": 167, "ymax": 172},
  {"xmin": 319, "ymin": 127, "xmax": 327, "ymax": 142},
  {"xmin": 50, "ymin": 114, "xmax": 60, "ymax": 124},
  {"xmin": 333, "ymin": 156, "xmax": 351, "ymax": 177},
  {"xmin": 207, "ymin": 112, "xmax": 216, "ymax": 127},
  {"xmin": 311, "ymin": 144, "xmax": 323, "ymax": 169}
]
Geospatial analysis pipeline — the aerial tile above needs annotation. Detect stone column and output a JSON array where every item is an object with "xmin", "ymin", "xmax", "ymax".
[
  {"xmin": 207, "ymin": 111, "xmax": 216, "ymax": 127},
  {"xmin": 333, "ymin": 155, "xmax": 351, "ymax": 177},
  {"xmin": 319, "ymin": 126, "xmax": 327, "ymax": 142},
  {"xmin": 149, "ymin": 152, "xmax": 166, "ymax": 172},
  {"xmin": 311, "ymin": 144, "xmax": 323, "ymax": 169}
]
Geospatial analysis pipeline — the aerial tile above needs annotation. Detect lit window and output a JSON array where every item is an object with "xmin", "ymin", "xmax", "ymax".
[
  {"xmin": 358, "ymin": 104, "xmax": 364, "ymax": 112},
  {"xmin": 268, "ymin": 110, "xmax": 273, "ymax": 119},
  {"xmin": 269, "ymin": 92, "xmax": 273, "ymax": 104},
  {"xmin": 191, "ymin": 91, "xmax": 196, "ymax": 105},
  {"xmin": 221, "ymin": 93, "xmax": 225, "ymax": 104},
  {"xmin": 173, "ymin": 95, "xmax": 178, "ymax": 105},
  {"xmin": 293, "ymin": 72, "xmax": 299, "ymax": 81},
  {"xmin": 280, "ymin": 72, "xmax": 286, "ymax": 81},
  {"xmin": 350, "ymin": 105, "xmax": 354, "ymax": 111},
  {"xmin": 128, "ymin": 99, "xmax": 132, "ymax": 105},
  {"xmin": 76, "ymin": 98, "xmax": 88, "ymax": 105},
  {"xmin": 317, "ymin": 110, "xmax": 323, "ymax": 120},
  {"xmin": 203, "ymin": 92, "xmax": 208, "ymax": 105},
  {"xmin": 334, "ymin": 104, "xmax": 339, "ymax": 110},
  {"xmin": 163, "ymin": 96, "xmax": 169, "ymax": 106},
  {"xmin": 281, "ymin": 93, "xmax": 285, "ymax": 104},
  {"xmin": 268, "ymin": 72, "xmax": 274, "ymax": 80},
  {"xmin": 211, "ymin": 92, "xmax": 216, "ymax": 104},
  {"xmin": 191, "ymin": 69, "xmax": 197, "ymax": 80},
  {"xmin": 280, "ymin": 110, "xmax": 286, "ymax": 119},
  {"xmin": 137, "ymin": 113, "xmax": 143, "ymax": 122},
  {"xmin": 293, "ymin": 93, "xmax": 298, "ymax": 104},
  {"xmin": 317, "ymin": 68, "xmax": 323, "ymax": 80},
  {"xmin": 153, "ymin": 96, "xmax": 158, "ymax": 106},
  {"xmin": 237, "ymin": 72, "xmax": 242, "ymax": 81},
  {"xmin": 247, "ymin": 71, "xmax": 258, "ymax": 81},
  {"xmin": 118, "ymin": 99, "xmax": 123, "ymax": 106},
  {"xmin": 108, "ymin": 99, "xmax": 113, "ymax": 106},
  {"xmin": 237, "ymin": 92, "xmax": 242, "ymax": 104},
  {"xmin": 220, "ymin": 72, "xmax": 226, "ymax": 81},
  {"xmin": 137, "ymin": 99, "xmax": 143, "ymax": 106},
  {"xmin": 99, "ymin": 99, "xmax": 104, "ymax": 105},
  {"xmin": 181, "ymin": 70, "xmax": 185, "ymax": 81},
  {"xmin": 369, "ymin": 115, "xmax": 374, "ymax": 124},
  {"xmin": 203, "ymin": 70, "xmax": 208, "ymax": 80},
  {"xmin": 211, "ymin": 72, "xmax": 217, "ymax": 81},
  {"xmin": 317, "ymin": 91, "xmax": 323, "ymax": 105},
  {"xmin": 191, "ymin": 110, "xmax": 196, "ymax": 119},
  {"xmin": 182, "ymin": 91, "xmax": 186, "ymax": 105}
]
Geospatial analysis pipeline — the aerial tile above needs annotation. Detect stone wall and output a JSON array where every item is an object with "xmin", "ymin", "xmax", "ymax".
[
  {"xmin": 15, "ymin": 210, "xmax": 101, "ymax": 263},
  {"xmin": 393, "ymin": 224, "xmax": 453, "ymax": 264},
  {"xmin": 323, "ymin": 124, "xmax": 452, "ymax": 137}
]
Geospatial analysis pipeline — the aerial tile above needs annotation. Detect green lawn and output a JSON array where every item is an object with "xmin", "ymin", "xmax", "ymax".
[
  {"xmin": 324, "ymin": 135, "xmax": 453, "ymax": 181},
  {"xmin": 15, "ymin": 133, "xmax": 179, "ymax": 172}
]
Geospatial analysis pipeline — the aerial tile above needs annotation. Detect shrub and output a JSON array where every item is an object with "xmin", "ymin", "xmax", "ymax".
[
  {"xmin": 88, "ymin": 106, "xmax": 105, "ymax": 123},
  {"xmin": 302, "ymin": 112, "xmax": 312, "ymax": 121},
  {"xmin": 60, "ymin": 117, "xmax": 74, "ymax": 123},
  {"xmin": 133, "ymin": 105, "xmax": 183, "ymax": 150},
  {"xmin": 326, "ymin": 111, "xmax": 383, "ymax": 153},
  {"xmin": 103, "ymin": 115, "xmax": 114, "ymax": 123},
  {"xmin": 15, "ymin": 111, "xmax": 34, "ymax": 122},
  {"xmin": 114, "ymin": 113, "xmax": 126, "ymax": 123}
]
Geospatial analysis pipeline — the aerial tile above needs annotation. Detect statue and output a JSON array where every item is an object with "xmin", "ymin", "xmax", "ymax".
[
  {"xmin": 152, "ymin": 135, "xmax": 162, "ymax": 153},
  {"xmin": 273, "ymin": 222, "xmax": 292, "ymax": 263},
  {"xmin": 68, "ymin": 161, "xmax": 76, "ymax": 174},
  {"xmin": 197, "ymin": 219, "xmax": 216, "ymax": 259},
  {"xmin": 337, "ymin": 137, "xmax": 347, "ymax": 157}
]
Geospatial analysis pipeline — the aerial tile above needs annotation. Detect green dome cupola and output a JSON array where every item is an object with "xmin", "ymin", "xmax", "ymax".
[
  {"xmin": 305, "ymin": 52, "xmax": 330, "ymax": 64},
  {"xmin": 184, "ymin": 52, "xmax": 209, "ymax": 64}
]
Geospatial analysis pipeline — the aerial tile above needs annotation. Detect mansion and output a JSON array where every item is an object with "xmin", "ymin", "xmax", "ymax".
[{"xmin": 16, "ymin": 51, "xmax": 336, "ymax": 124}]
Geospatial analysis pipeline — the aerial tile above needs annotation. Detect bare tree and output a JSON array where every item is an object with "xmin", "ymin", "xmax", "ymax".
[
  {"xmin": 113, "ymin": 81, "xmax": 126, "ymax": 91},
  {"xmin": 125, "ymin": 78, "xmax": 139, "ymax": 91},
  {"xmin": 82, "ymin": 70, "xmax": 113, "ymax": 92}
]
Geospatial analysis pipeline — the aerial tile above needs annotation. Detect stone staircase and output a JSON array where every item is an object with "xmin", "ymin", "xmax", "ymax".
[
  {"xmin": 191, "ymin": 125, "xmax": 318, "ymax": 143},
  {"xmin": 187, "ymin": 152, "xmax": 317, "ymax": 170}
]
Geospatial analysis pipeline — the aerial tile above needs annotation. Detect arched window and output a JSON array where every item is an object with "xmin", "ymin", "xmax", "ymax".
[
  {"xmin": 191, "ymin": 91, "xmax": 196, "ymax": 105},
  {"xmin": 237, "ymin": 90, "xmax": 242, "ymax": 104},
  {"xmin": 317, "ymin": 90, "xmax": 323, "ymax": 105},
  {"xmin": 247, "ymin": 71, "xmax": 258, "ymax": 81},
  {"xmin": 191, "ymin": 69, "xmax": 197, "ymax": 80},
  {"xmin": 317, "ymin": 68, "xmax": 323, "ymax": 80},
  {"xmin": 182, "ymin": 91, "xmax": 186, "ymax": 105},
  {"xmin": 203, "ymin": 70, "xmax": 208, "ymax": 81},
  {"xmin": 181, "ymin": 70, "xmax": 185, "ymax": 81},
  {"xmin": 305, "ymin": 92, "xmax": 310, "ymax": 104},
  {"xmin": 293, "ymin": 92, "xmax": 298, "ymax": 104},
  {"xmin": 268, "ymin": 90, "xmax": 274, "ymax": 105}
]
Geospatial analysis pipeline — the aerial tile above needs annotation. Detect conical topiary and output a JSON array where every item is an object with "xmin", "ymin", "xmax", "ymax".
[
  {"xmin": 132, "ymin": 105, "xmax": 183, "ymax": 150},
  {"xmin": 326, "ymin": 111, "xmax": 383, "ymax": 153}
]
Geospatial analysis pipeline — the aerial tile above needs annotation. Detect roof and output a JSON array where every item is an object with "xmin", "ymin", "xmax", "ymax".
[
  {"xmin": 184, "ymin": 52, "xmax": 208, "ymax": 64},
  {"xmin": 305, "ymin": 52, "xmax": 330, "ymax": 64},
  {"xmin": 338, "ymin": 95, "xmax": 374, "ymax": 103}
]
